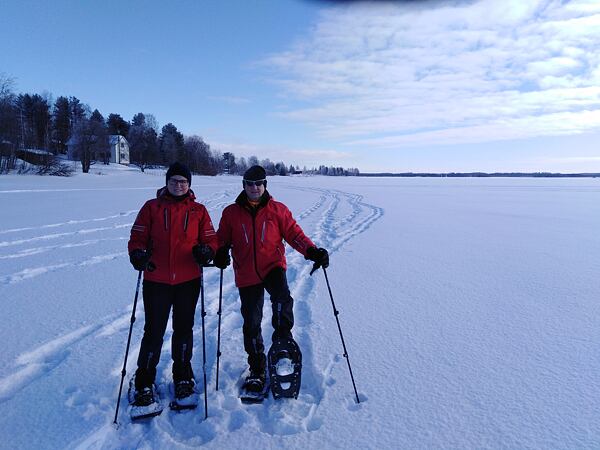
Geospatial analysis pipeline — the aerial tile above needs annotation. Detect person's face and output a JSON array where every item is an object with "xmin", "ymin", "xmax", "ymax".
[
  {"xmin": 167, "ymin": 175, "xmax": 190, "ymax": 196},
  {"xmin": 244, "ymin": 179, "xmax": 266, "ymax": 201}
]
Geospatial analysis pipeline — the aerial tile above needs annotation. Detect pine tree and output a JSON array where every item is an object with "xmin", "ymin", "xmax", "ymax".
[
  {"xmin": 159, "ymin": 123, "xmax": 184, "ymax": 165},
  {"xmin": 107, "ymin": 113, "xmax": 130, "ymax": 136},
  {"xmin": 128, "ymin": 112, "xmax": 158, "ymax": 171},
  {"xmin": 52, "ymin": 96, "xmax": 70, "ymax": 154},
  {"xmin": 71, "ymin": 110, "xmax": 108, "ymax": 172}
]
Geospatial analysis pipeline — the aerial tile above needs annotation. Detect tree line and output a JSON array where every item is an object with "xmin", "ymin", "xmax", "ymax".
[{"xmin": 0, "ymin": 73, "xmax": 359, "ymax": 177}]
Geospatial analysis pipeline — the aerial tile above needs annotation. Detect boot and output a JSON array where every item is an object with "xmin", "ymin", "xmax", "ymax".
[
  {"xmin": 173, "ymin": 362, "xmax": 195, "ymax": 400},
  {"xmin": 243, "ymin": 366, "xmax": 266, "ymax": 393}
]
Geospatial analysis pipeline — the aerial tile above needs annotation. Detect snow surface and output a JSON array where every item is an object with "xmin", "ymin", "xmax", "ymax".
[{"xmin": 1, "ymin": 164, "xmax": 600, "ymax": 449}]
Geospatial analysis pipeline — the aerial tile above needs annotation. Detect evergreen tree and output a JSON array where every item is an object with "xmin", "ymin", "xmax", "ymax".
[
  {"xmin": 131, "ymin": 112, "xmax": 146, "ymax": 127},
  {"xmin": 16, "ymin": 94, "xmax": 50, "ymax": 149},
  {"xmin": 275, "ymin": 162, "xmax": 288, "ymax": 176},
  {"xmin": 0, "ymin": 74, "xmax": 18, "ymax": 171},
  {"xmin": 52, "ymin": 96, "xmax": 70, "ymax": 154},
  {"xmin": 71, "ymin": 111, "xmax": 108, "ymax": 172},
  {"xmin": 128, "ymin": 112, "xmax": 158, "ymax": 171},
  {"xmin": 69, "ymin": 96, "xmax": 86, "ymax": 130},
  {"xmin": 159, "ymin": 123, "xmax": 184, "ymax": 165},
  {"xmin": 107, "ymin": 113, "xmax": 130, "ymax": 136}
]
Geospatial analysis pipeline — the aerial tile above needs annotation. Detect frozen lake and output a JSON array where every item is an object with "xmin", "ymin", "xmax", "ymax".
[{"xmin": 1, "ymin": 167, "xmax": 599, "ymax": 449}]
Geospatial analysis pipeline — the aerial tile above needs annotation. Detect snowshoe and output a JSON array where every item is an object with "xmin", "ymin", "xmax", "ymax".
[
  {"xmin": 127, "ymin": 379, "xmax": 163, "ymax": 420},
  {"xmin": 239, "ymin": 369, "xmax": 270, "ymax": 404},
  {"xmin": 169, "ymin": 379, "xmax": 199, "ymax": 411},
  {"xmin": 268, "ymin": 337, "xmax": 302, "ymax": 399}
]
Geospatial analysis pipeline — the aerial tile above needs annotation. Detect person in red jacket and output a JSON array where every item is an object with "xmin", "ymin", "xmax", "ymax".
[
  {"xmin": 128, "ymin": 162, "xmax": 218, "ymax": 410},
  {"xmin": 214, "ymin": 165, "xmax": 329, "ymax": 393}
]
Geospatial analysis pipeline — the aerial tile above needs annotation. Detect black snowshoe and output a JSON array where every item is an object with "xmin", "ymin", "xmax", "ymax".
[
  {"xmin": 127, "ymin": 379, "xmax": 163, "ymax": 420},
  {"xmin": 169, "ymin": 379, "xmax": 199, "ymax": 411},
  {"xmin": 239, "ymin": 368, "xmax": 269, "ymax": 404},
  {"xmin": 268, "ymin": 337, "xmax": 302, "ymax": 399}
]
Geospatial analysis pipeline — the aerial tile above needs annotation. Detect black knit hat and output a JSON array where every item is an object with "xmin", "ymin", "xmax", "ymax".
[
  {"xmin": 243, "ymin": 165, "xmax": 266, "ymax": 181},
  {"xmin": 166, "ymin": 162, "xmax": 192, "ymax": 186}
]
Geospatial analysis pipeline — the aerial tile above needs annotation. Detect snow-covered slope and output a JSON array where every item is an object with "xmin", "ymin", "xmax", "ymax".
[{"xmin": 1, "ymin": 166, "xmax": 599, "ymax": 449}]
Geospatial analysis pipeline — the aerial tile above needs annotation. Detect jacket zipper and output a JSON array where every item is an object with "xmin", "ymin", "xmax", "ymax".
[
  {"xmin": 242, "ymin": 223, "xmax": 249, "ymax": 244},
  {"xmin": 183, "ymin": 211, "xmax": 189, "ymax": 232},
  {"xmin": 251, "ymin": 211, "xmax": 263, "ymax": 282},
  {"xmin": 261, "ymin": 221, "xmax": 266, "ymax": 243}
]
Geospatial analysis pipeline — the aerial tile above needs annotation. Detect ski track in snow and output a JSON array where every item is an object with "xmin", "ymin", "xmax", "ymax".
[
  {"xmin": 0, "ymin": 252, "xmax": 127, "ymax": 284},
  {"xmin": 0, "ymin": 315, "xmax": 123, "ymax": 404},
  {"xmin": 0, "ymin": 210, "xmax": 138, "ymax": 235},
  {"xmin": 0, "ymin": 191, "xmax": 237, "ymax": 284},
  {"xmin": 1, "ymin": 185, "xmax": 382, "ymax": 448}
]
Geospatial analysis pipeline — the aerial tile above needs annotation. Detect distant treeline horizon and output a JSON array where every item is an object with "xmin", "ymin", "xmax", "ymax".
[{"xmin": 359, "ymin": 172, "xmax": 600, "ymax": 178}]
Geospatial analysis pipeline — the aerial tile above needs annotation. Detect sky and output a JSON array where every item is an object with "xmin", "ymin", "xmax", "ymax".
[{"xmin": 1, "ymin": 0, "xmax": 600, "ymax": 173}]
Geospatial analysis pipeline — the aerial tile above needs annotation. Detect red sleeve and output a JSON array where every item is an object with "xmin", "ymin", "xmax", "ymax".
[
  {"xmin": 198, "ymin": 205, "xmax": 218, "ymax": 253},
  {"xmin": 128, "ymin": 201, "xmax": 152, "ymax": 253},
  {"xmin": 216, "ymin": 207, "xmax": 233, "ymax": 248},
  {"xmin": 279, "ymin": 204, "xmax": 315, "ymax": 256}
]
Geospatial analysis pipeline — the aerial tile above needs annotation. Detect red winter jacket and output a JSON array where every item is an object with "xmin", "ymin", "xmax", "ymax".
[
  {"xmin": 128, "ymin": 188, "xmax": 218, "ymax": 285},
  {"xmin": 217, "ymin": 191, "xmax": 315, "ymax": 288}
]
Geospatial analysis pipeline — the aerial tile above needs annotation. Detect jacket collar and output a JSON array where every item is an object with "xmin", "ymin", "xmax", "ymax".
[
  {"xmin": 156, "ymin": 187, "xmax": 196, "ymax": 202},
  {"xmin": 235, "ymin": 190, "xmax": 271, "ymax": 213}
]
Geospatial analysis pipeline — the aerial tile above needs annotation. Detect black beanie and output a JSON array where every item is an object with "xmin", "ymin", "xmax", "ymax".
[
  {"xmin": 243, "ymin": 165, "xmax": 266, "ymax": 181},
  {"xmin": 166, "ymin": 162, "xmax": 192, "ymax": 186}
]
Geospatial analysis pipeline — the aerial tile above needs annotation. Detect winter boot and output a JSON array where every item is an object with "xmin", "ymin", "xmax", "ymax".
[
  {"xmin": 242, "ymin": 366, "xmax": 267, "ymax": 393},
  {"xmin": 128, "ymin": 377, "xmax": 163, "ymax": 420},
  {"xmin": 170, "ymin": 362, "xmax": 198, "ymax": 410},
  {"xmin": 130, "ymin": 368, "xmax": 157, "ymax": 406},
  {"xmin": 134, "ymin": 386, "xmax": 156, "ymax": 407}
]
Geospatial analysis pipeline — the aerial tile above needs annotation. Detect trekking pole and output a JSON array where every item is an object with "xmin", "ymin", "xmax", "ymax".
[
  {"xmin": 113, "ymin": 270, "xmax": 143, "ymax": 425},
  {"xmin": 322, "ymin": 267, "xmax": 360, "ymax": 404},
  {"xmin": 215, "ymin": 269, "xmax": 224, "ymax": 391},
  {"xmin": 199, "ymin": 265, "xmax": 209, "ymax": 419}
]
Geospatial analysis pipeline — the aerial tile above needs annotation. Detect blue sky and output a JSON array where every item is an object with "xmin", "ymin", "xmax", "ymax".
[{"xmin": 2, "ymin": 0, "xmax": 600, "ymax": 172}]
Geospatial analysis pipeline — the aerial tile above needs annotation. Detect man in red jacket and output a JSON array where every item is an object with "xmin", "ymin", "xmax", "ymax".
[
  {"xmin": 214, "ymin": 165, "xmax": 329, "ymax": 393},
  {"xmin": 128, "ymin": 162, "xmax": 218, "ymax": 413}
]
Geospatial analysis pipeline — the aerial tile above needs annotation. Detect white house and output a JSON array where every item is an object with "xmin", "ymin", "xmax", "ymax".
[
  {"xmin": 109, "ymin": 135, "xmax": 129, "ymax": 164},
  {"xmin": 66, "ymin": 134, "xmax": 130, "ymax": 165}
]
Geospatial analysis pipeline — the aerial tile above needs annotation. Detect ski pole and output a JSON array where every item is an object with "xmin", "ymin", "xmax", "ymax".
[
  {"xmin": 113, "ymin": 270, "xmax": 143, "ymax": 425},
  {"xmin": 199, "ymin": 265, "xmax": 209, "ymax": 419},
  {"xmin": 215, "ymin": 269, "xmax": 224, "ymax": 391},
  {"xmin": 322, "ymin": 267, "xmax": 360, "ymax": 404}
]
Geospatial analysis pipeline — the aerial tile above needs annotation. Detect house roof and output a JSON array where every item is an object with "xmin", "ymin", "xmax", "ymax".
[{"xmin": 109, "ymin": 135, "xmax": 128, "ymax": 145}]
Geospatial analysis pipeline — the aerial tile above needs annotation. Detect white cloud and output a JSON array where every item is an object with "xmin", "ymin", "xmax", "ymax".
[{"xmin": 261, "ymin": 0, "xmax": 600, "ymax": 149}]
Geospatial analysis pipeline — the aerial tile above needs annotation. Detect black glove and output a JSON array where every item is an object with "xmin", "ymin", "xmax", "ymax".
[
  {"xmin": 305, "ymin": 246, "xmax": 329, "ymax": 269},
  {"xmin": 192, "ymin": 244, "xmax": 215, "ymax": 266},
  {"xmin": 129, "ymin": 249, "xmax": 151, "ymax": 271},
  {"xmin": 213, "ymin": 246, "xmax": 231, "ymax": 269}
]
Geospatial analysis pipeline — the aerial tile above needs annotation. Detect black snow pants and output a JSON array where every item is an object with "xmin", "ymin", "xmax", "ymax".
[
  {"xmin": 238, "ymin": 267, "xmax": 294, "ymax": 372},
  {"xmin": 135, "ymin": 277, "xmax": 200, "ymax": 389}
]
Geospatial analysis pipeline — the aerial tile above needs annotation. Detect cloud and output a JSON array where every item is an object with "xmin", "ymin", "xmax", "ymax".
[{"xmin": 261, "ymin": 0, "xmax": 600, "ymax": 149}]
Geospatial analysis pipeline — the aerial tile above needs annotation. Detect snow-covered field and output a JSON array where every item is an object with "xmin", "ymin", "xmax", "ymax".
[{"xmin": 1, "ymin": 164, "xmax": 599, "ymax": 449}]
